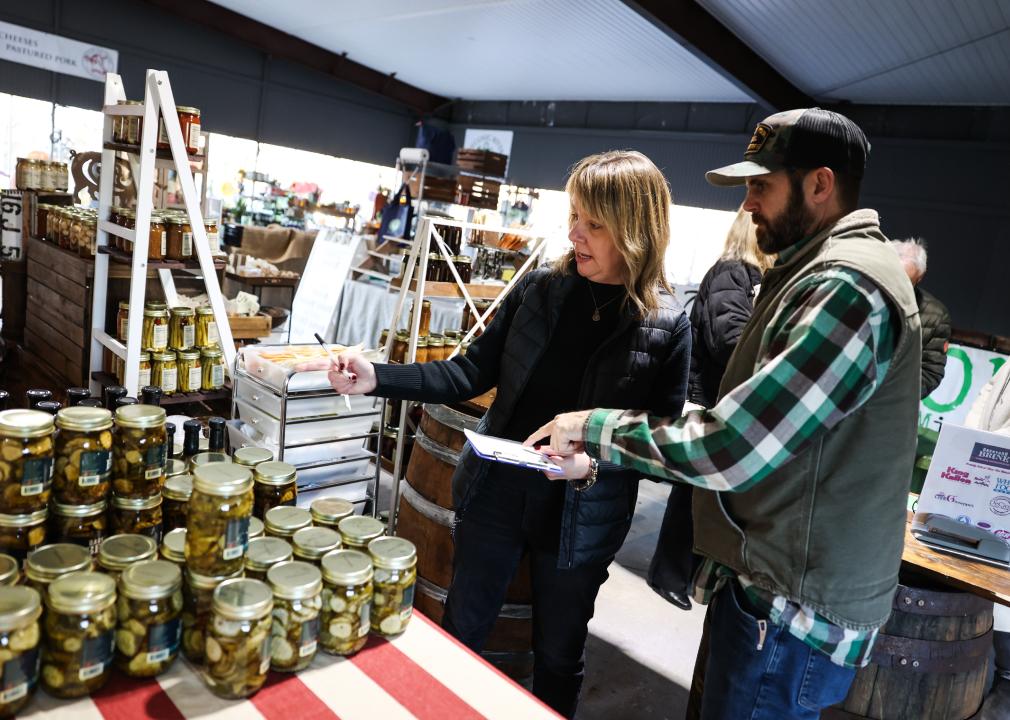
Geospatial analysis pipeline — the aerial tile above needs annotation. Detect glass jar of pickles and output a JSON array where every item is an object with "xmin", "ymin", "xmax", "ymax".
[
  {"xmin": 115, "ymin": 560, "xmax": 183, "ymax": 677},
  {"xmin": 165, "ymin": 216, "xmax": 192, "ymax": 261},
  {"xmin": 319, "ymin": 549, "xmax": 372, "ymax": 656},
  {"xmin": 112, "ymin": 405, "xmax": 167, "ymax": 498},
  {"xmin": 142, "ymin": 307, "xmax": 169, "ymax": 352},
  {"xmin": 41, "ymin": 571, "xmax": 117, "ymax": 698},
  {"xmin": 233, "ymin": 446, "xmax": 272, "ymax": 469},
  {"xmin": 195, "ymin": 306, "xmax": 218, "ymax": 348},
  {"xmin": 204, "ymin": 578, "xmax": 272, "ymax": 699},
  {"xmin": 368, "ymin": 536, "xmax": 417, "ymax": 637},
  {"xmin": 80, "ymin": 218, "xmax": 97, "ymax": 259},
  {"xmin": 169, "ymin": 307, "xmax": 196, "ymax": 351},
  {"xmin": 201, "ymin": 347, "xmax": 226, "ymax": 390},
  {"xmin": 48, "ymin": 501, "xmax": 107, "ymax": 558},
  {"xmin": 186, "ymin": 464, "xmax": 253, "ymax": 576},
  {"xmin": 151, "ymin": 352, "xmax": 178, "ymax": 396},
  {"xmin": 0, "ymin": 409, "xmax": 55, "ymax": 514},
  {"xmin": 165, "ymin": 458, "xmax": 187, "ymax": 479},
  {"xmin": 292, "ymin": 526, "xmax": 341, "ymax": 566},
  {"xmin": 97, "ymin": 534, "xmax": 157, "ymax": 583},
  {"xmin": 53, "ymin": 407, "xmax": 113, "ymax": 505},
  {"xmin": 138, "ymin": 351, "xmax": 152, "ymax": 389},
  {"xmin": 162, "ymin": 473, "xmax": 192, "ymax": 532},
  {"xmin": 190, "ymin": 452, "xmax": 229, "ymax": 472},
  {"xmin": 244, "ymin": 537, "xmax": 292, "ymax": 581},
  {"xmin": 266, "ymin": 561, "xmax": 321, "ymax": 672},
  {"xmin": 181, "ymin": 568, "xmax": 240, "ymax": 663},
  {"xmin": 0, "ymin": 510, "xmax": 47, "ymax": 562},
  {"xmin": 337, "ymin": 515, "xmax": 384, "ymax": 551},
  {"xmin": 161, "ymin": 528, "xmax": 185, "ymax": 567},
  {"xmin": 176, "ymin": 349, "xmax": 202, "ymax": 393},
  {"xmin": 25, "ymin": 543, "xmax": 92, "ymax": 595},
  {"xmin": 310, "ymin": 498, "xmax": 354, "ymax": 530},
  {"xmin": 0, "ymin": 585, "xmax": 43, "ymax": 715},
  {"xmin": 109, "ymin": 494, "xmax": 163, "ymax": 542},
  {"xmin": 264, "ymin": 506, "xmax": 311, "ymax": 540},
  {"xmin": 248, "ymin": 517, "xmax": 264, "ymax": 541},
  {"xmin": 0, "ymin": 555, "xmax": 20, "ymax": 586},
  {"xmin": 253, "ymin": 461, "xmax": 297, "ymax": 519}
]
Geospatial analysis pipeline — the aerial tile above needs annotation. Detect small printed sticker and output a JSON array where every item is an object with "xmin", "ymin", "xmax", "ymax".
[
  {"xmin": 358, "ymin": 604, "xmax": 370, "ymax": 637},
  {"xmin": 79, "ymin": 450, "xmax": 112, "ymax": 487},
  {"xmin": 259, "ymin": 637, "xmax": 272, "ymax": 675},
  {"xmin": 299, "ymin": 617, "xmax": 319, "ymax": 657},
  {"xmin": 1, "ymin": 647, "xmax": 38, "ymax": 702},
  {"xmin": 223, "ymin": 517, "xmax": 250, "ymax": 560},
  {"xmin": 21, "ymin": 457, "xmax": 52, "ymax": 496}
]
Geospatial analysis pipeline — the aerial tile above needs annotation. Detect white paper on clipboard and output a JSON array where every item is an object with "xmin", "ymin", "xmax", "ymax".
[{"xmin": 463, "ymin": 429, "xmax": 563, "ymax": 473}]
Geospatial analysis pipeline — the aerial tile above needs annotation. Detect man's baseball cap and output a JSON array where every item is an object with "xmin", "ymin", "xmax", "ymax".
[{"xmin": 706, "ymin": 108, "xmax": 870, "ymax": 187}]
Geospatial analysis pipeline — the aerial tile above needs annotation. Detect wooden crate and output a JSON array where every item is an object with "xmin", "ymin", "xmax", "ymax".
[
  {"xmin": 1, "ymin": 261, "xmax": 27, "ymax": 342},
  {"xmin": 228, "ymin": 313, "xmax": 272, "ymax": 340},
  {"xmin": 403, "ymin": 171, "xmax": 457, "ymax": 203},
  {"xmin": 455, "ymin": 149, "xmax": 508, "ymax": 178},
  {"xmin": 456, "ymin": 175, "xmax": 502, "ymax": 210}
]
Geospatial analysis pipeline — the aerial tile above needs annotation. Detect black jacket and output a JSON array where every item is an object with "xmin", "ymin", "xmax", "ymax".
[
  {"xmin": 917, "ymin": 286, "xmax": 952, "ymax": 398},
  {"xmin": 373, "ymin": 266, "xmax": 691, "ymax": 569},
  {"xmin": 688, "ymin": 259, "xmax": 763, "ymax": 407}
]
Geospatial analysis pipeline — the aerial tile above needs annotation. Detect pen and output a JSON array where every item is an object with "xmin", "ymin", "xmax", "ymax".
[{"xmin": 313, "ymin": 333, "xmax": 353, "ymax": 411}]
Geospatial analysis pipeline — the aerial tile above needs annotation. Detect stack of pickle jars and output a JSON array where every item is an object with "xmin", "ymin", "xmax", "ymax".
[{"xmin": 108, "ymin": 405, "xmax": 167, "ymax": 543}]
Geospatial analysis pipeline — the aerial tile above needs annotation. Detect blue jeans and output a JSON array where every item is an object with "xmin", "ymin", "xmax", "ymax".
[{"xmin": 700, "ymin": 581, "xmax": 856, "ymax": 720}]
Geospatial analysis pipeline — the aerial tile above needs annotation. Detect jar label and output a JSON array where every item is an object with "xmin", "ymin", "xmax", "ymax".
[
  {"xmin": 211, "ymin": 364, "xmax": 225, "ymax": 388},
  {"xmin": 161, "ymin": 367, "xmax": 177, "ymax": 393},
  {"xmin": 79, "ymin": 450, "xmax": 112, "ymax": 486},
  {"xmin": 118, "ymin": 316, "xmax": 128, "ymax": 341},
  {"xmin": 188, "ymin": 122, "xmax": 202, "ymax": 150},
  {"xmin": 160, "ymin": 231, "xmax": 166, "ymax": 256},
  {"xmin": 358, "ymin": 604, "xmax": 370, "ymax": 638},
  {"xmin": 138, "ymin": 367, "xmax": 152, "ymax": 388},
  {"xmin": 86, "ymin": 532, "xmax": 104, "ymax": 558},
  {"xmin": 21, "ymin": 457, "xmax": 52, "ymax": 496},
  {"xmin": 188, "ymin": 367, "xmax": 202, "ymax": 391},
  {"xmin": 79, "ymin": 629, "xmax": 114, "ymax": 681},
  {"xmin": 400, "ymin": 581, "xmax": 415, "ymax": 623},
  {"xmin": 144, "ymin": 444, "xmax": 166, "ymax": 480},
  {"xmin": 207, "ymin": 321, "xmax": 219, "ymax": 346},
  {"xmin": 182, "ymin": 326, "xmax": 195, "ymax": 350},
  {"xmin": 207, "ymin": 232, "xmax": 219, "ymax": 245},
  {"xmin": 182, "ymin": 232, "xmax": 192, "ymax": 256},
  {"xmin": 0, "ymin": 646, "xmax": 38, "ymax": 702},
  {"xmin": 299, "ymin": 617, "xmax": 319, "ymax": 657},
  {"xmin": 223, "ymin": 516, "xmax": 250, "ymax": 560},
  {"xmin": 153, "ymin": 324, "xmax": 169, "ymax": 350},
  {"xmin": 258, "ymin": 635, "xmax": 271, "ymax": 675},
  {"xmin": 146, "ymin": 618, "xmax": 181, "ymax": 664}
]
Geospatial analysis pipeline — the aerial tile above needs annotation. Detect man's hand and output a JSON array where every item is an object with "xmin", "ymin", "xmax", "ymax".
[
  {"xmin": 524, "ymin": 410, "xmax": 593, "ymax": 455},
  {"xmin": 540, "ymin": 451, "xmax": 592, "ymax": 481},
  {"xmin": 295, "ymin": 350, "xmax": 377, "ymax": 395}
]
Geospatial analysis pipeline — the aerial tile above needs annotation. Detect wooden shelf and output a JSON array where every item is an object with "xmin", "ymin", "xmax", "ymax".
[
  {"xmin": 91, "ymin": 371, "xmax": 232, "ymax": 406},
  {"xmin": 389, "ymin": 277, "xmax": 505, "ymax": 299},
  {"xmin": 103, "ymin": 141, "xmax": 203, "ymax": 165},
  {"xmin": 98, "ymin": 245, "xmax": 226, "ymax": 271},
  {"xmin": 225, "ymin": 271, "xmax": 300, "ymax": 287}
]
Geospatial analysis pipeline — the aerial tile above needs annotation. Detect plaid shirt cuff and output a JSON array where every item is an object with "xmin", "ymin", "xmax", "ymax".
[{"xmin": 585, "ymin": 408, "xmax": 623, "ymax": 460}]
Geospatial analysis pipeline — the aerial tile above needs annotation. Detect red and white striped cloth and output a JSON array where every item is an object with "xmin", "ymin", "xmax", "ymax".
[{"xmin": 22, "ymin": 613, "xmax": 559, "ymax": 720}]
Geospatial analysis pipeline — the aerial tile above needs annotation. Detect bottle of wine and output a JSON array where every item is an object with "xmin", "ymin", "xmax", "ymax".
[
  {"xmin": 208, "ymin": 416, "xmax": 227, "ymax": 454},
  {"xmin": 182, "ymin": 420, "xmax": 202, "ymax": 464}
]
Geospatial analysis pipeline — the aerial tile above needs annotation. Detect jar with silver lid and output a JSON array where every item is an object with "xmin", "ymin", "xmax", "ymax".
[
  {"xmin": 165, "ymin": 458, "xmax": 187, "ymax": 478},
  {"xmin": 0, "ymin": 409, "xmax": 55, "ymax": 514},
  {"xmin": 337, "ymin": 514, "xmax": 384, "ymax": 551},
  {"xmin": 98, "ymin": 534, "xmax": 158, "ymax": 583},
  {"xmin": 0, "ymin": 585, "xmax": 42, "ymax": 715},
  {"xmin": 25, "ymin": 543, "xmax": 92, "ymax": 595},
  {"xmin": 186, "ymin": 464, "xmax": 253, "ymax": 576},
  {"xmin": 233, "ymin": 447, "xmax": 272, "ymax": 469},
  {"xmin": 49, "ymin": 500, "xmax": 107, "ymax": 557},
  {"xmin": 264, "ymin": 506, "xmax": 311, "ymax": 540},
  {"xmin": 292, "ymin": 526, "xmax": 341, "ymax": 566},
  {"xmin": 204, "ymin": 578, "xmax": 273, "ymax": 699},
  {"xmin": 244, "ymin": 536, "xmax": 292, "ymax": 581},
  {"xmin": 41, "ymin": 571, "xmax": 117, "ymax": 697},
  {"xmin": 181, "ymin": 568, "xmax": 241, "ymax": 662},
  {"xmin": 53, "ymin": 406, "xmax": 113, "ymax": 505},
  {"xmin": 162, "ymin": 473, "xmax": 192, "ymax": 532},
  {"xmin": 115, "ymin": 560, "xmax": 183, "ymax": 677},
  {"xmin": 310, "ymin": 497, "xmax": 354, "ymax": 530},
  {"xmin": 253, "ymin": 461, "xmax": 297, "ymax": 519},
  {"xmin": 110, "ymin": 493, "xmax": 163, "ymax": 542},
  {"xmin": 0, "ymin": 554, "xmax": 20, "ymax": 586},
  {"xmin": 266, "ymin": 561, "xmax": 321, "ymax": 672},
  {"xmin": 190, "ymin": 451, "xmax": 230, "ymax": 472},
  {"xmin": 0, "ymin": 509, "xmax": 47, "ymax": 562},
  {"xmin": 161, "ymin": 528, "xmax": 186, "ymax": 566},
  {"xmin": 319, "ymin": 549, "xmax": 372, "ymax": 656},
  {"xmin": 248, "ymin": 516, "xmax": 265, "ymax": 540},
  {"xmin": 368, "ymin": 536, "xmax": 417, "ymax": 637},
  {"xmin": 112, "ymin": 405, "xmax": 167, "ymax": 499}
]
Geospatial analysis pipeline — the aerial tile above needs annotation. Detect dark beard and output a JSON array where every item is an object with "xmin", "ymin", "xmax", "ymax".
[{"xmin": 755, "ymin": 174, "xmax": 814, "ymax": 254}]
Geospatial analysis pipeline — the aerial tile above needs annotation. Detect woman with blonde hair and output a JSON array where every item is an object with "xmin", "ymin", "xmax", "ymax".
[
  {"xmin": 303, "ymin": 150, "xmax": 691, "ymax": 717},
  {"xmin": 687, "ymin": 206, "xmax": 774, "ymax": 407}
]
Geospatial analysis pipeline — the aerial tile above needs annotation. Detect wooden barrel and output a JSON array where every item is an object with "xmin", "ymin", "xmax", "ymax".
[
  {"xmin": 396, "ymin": 402, "xmax": 534, "ymax": 682},
  {"xmin": 831, "ymin": 577, "xmax": 993, "ymax": 720}
]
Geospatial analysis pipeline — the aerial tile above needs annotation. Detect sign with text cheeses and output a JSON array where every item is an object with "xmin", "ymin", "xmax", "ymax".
[{"xmin": 0, "ymin": 21, "xmax": 117, "ymax": 82}]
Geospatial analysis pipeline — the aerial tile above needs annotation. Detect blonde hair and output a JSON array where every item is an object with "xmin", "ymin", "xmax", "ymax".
[
  {"xmin": 722, "ymin": 206, "xmax": 775, "ymax": 273},
  {"xmin": 556, "ymin": 150, "xmax": 672, "ymax": 316}
]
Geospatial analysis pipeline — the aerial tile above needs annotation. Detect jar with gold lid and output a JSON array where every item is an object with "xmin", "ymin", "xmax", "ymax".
[
  {"xmin": 151, "ymin": 352, "xmax": 178, "ymax": 396},
  {"xmin": 112, "ymin": 404, "xmax": 166, "ymax": 498},
  {"xmin": 0, "ymin": 510, "xmax": 46, "ymax": 562},
  {"xmin": 292, "ymin": 526, "xmax": 340, "ymax": 566},
  {"xmin": 160, "ymin": 527, "xmax": 185, "ymax": 567},
  {"xmin": 253, "ymin": 461, "xmax": 297, "ymax": 519},
  {"xmin": 0, "ymin": 554, "xmax": 21, "ymax": 586},
  {"xmin": 169, "ymin": 307, "xmax": 196, "ymax": 351},
  {"xmin": 204, "ymin": 578, "xmax": 272, "ymax": 699},
  {"xmin": 266, "ymin": 561, "xmax": 321, "ymax": 672},
  {"xmin": 40, "ymin": 571, "xmax": 117, "ymax": 698},
  {"xmin": 243, "ymin": 536, "xmax": 292, "ymax": 581},
  {"xmin": 137, "ymin": 351, "xmax": 152, "ymax": 390},
  {"xmin": 337, "ymin": 515, "xmax": 384, "ymax": 552},
  {"xmin": 146, "ymin": 217, "xmax": 166, "ymax": 261},
  {"xmin": 181, "ymin": 568, "xmax": 240, "ymax": 663},
  {"xmin": 109, "ymin": 494, "xmax": 162, "ymax": 542},
  {"xmin": 158, "ymin": 107, "xmax": 201, "ymax": 155},
  {"xmin": 79, "ymin": 216, "xmax": 97, "ymax": 259},
  {"xmin": 427, "ymin": 333, "xmax": 445, "ymax": 361},
  {"xmin": 48, "ymin": 501, "xmax": 107, "ymax": 558},
  {"xmin": 176, "ymin": 349, "xmax": 202, "ymax": 393},
  {"xmin": 123, "ymin": 100, "xmax": 144, "ymax": 145},
  {"xmin": 367, "ymin": 536, "xmax": 417, "ymax": 637},
  {"xmin": 0, "ymin": 585, "xmax": 43, "ymax": 715},
  {"xmin": 165, "ymin": 216, "xmax": 193, "ymax": 261},
  {"xmin": 0, "ymin": 409, "xmax": 55, "ymax": 514},
  {"xmin": 195, "ymin": 306, "xmax": 218, "ymax": 348},
  {"xmin": 319, "ymin": 549, "xmax": 372, "ymax": 656},
  {"xmin": 115, "ymin": 559, "xmax": 183, "ymax": 677},
  {"xmin": 24, "ymin": 543, "xmax": 92, "ymax": 595},
  {"xmin": 248, "ymin": 516, "xmax": 264, "ymax": 541},
  {"xmin": 58, "ymin": 208, "xmax": 74, "ymax": 250},
  {"xmin": 162, "ymin": 474, "xmax": 192, "ymax": 532},
  {"xmin": 190, "ymin": 452, "xmax": 229, "ymax": 472},
  {"xmin": 116, "ymin": 302, "xmax": 129, "ymax": 342},
  {"xmin": 391, "ymin": 330, "xmax": 408, "ymax": 364},
  {"xmin": 264, "ymin": 506, "xmax": 311, "ymax": 540},
  {"xmin": 201, "ymin": 347, "xmax": 226, "ymax": 390},
  {"xmin": 414, "ymin": 336, "xmax": 430, "ymax": 363},
  {"xmin": 69, "ymin": 212, "xmax": 84, "ymax": 254},
  {"xmin": 165, "ymin": 458, "xmax": 187, "ymax": 478},
  {"xmin": 118, "ymin": 208, "xmax": 136, "ymax": 254},
  {"xmin": 233, "ymin": 446, "xmax": 272, "ymax": 469},
  {"xmin": 53, "ymin": 406, "xmax": 113, "ymax": 505},
  {"xmin": 97, "ymin": 533, "xmax": 157, "ymax": 583},
  {"xmin": 186, "ymin": 464, "xmax": 253, "ymax": 577},
  {"xmin": 310, "ymin": 498, "xmax": 354, "ymax": 530},
  {"xmin": 142, "ymin": 308, "xmax": 169, "ymax": 352}
]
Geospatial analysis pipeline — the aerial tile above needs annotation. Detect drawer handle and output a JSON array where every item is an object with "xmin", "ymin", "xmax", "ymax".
[{"xmin": 253, "ymin": 394, "xmax": 260, "ymax": 401}]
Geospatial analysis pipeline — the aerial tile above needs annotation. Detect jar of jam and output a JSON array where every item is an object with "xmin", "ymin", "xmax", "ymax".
[
  {"xmin": 112, "ymin": 101, "xmax": 128, "ymax": 143},
  {"xmin": 165, "ymin": 216, "xmax": 193, "ymax": 261},
  {"xmin": 25, "ymin": 543, "xmax": 92, "ymax": 595},
  {"xmin": 310, "ymin": 498, "xmax": 354, "ymax": 530},
  {"xmin": 266, "ymin": 561, "xmax": 321, "ymax": 672},
  {"xmin": 244, "ymin": 536, "xmax": 292, "ymax": 582},
  {"xmin": 160, "ymin": 528, "xmax": 185, "ymax": 567},
  {"xmin": 115, "ymin": 560, "xmax": 183, "ymax": 677},
  {"xmin": 264, "ymin": 506, "xmax": 311, "ymax": 541},
  {"xmin": 181, "ymin": 568, "xmax": 240, "ymax": 663},
  {"xmin": 162, "ymin": 473, "xmax": 192, "ymax": 532},
  {"xmin": 124, "ymin": 101, "xmax": 144, "ymax": 145},
  {"xmin": 0, "ymin": 510, "xmax": 47, "ymax": 563},
  {"xmin": 119, "ymin": 209, "xmax": 136, "ymax": 254},
  {"xmin": 49, "ymin": 501, "xmax": 107, "ymax": 558},
  {"xmin": 151, "ymin": 352, "xmax": 178, "ymax": 396},
  {"xmin": 427, "ymin": 333, "xmax": 445, "ymax": 361},
  {"xmin": 186, "ymin": 464, "xmax": 253, "ymax": 577},
  {"xmin": 147, "ymin": 217, "xmax": 166, "ymax": 261},
  {"xmin": 337, "ymin": 515, "xmax": 384, "ymax": 552},
  {"xmin": 253, "ymin": 461, "xmax": 297, "ymax": 519},
  {"xmin": 158, "ymin": 106, "xmax": 201, "ymax": 155},
  {"xmin": 201, "ymin": 347, "xmax": 226, "ymax": 390},
  {"xmin": 0, "ymin": 410, "xmax": 55, "ymax": 514},
  {"xmin": 112, "ymin": 405, "xmax": 167, "ymax": 499},
  {"xmin": 319, "ymin": 549, "xmax": 372, "ymax": 656},
  {"xmin": 204, "ymin": 578, "xmax": 272, "ymax": 699},
  {"xmin": 455, "ymin": 255, "xmax": 473, "ymax": 283},
  {"xmin": 97, "ymin": 534, "xmax": 157, "ymax": 583},
  {"xmin": 367, "ymin": 536, "xmax": 417, "ymax": 637},
  {"xmin": 444, "ymin": 332, "xmax": 461, "ymax": 359},
  {"xmin": 109, "ymin": 494, "xmax": 163, "ymax": 542},
  {"xmin": 142, "ymin": 308, "xmax": 169, "ymax": 352},
  {"xmin": 195, "ymin": 306, "xmax": 218, "ymax": 348},
  {"xmin": 53, "ymin": 406, "xmax": 113, "ymax": 505},
  {"xmin": 414, "ymin": 336, "xmax": 429, "ymax": 363},
  {"xmin": 169, "ymin": 307, "xmax": 196, "ymax": 351},
  {"xmin": 116, "ymin": 302, "xmax": 129, "ymax": 342},
  {"xmin": 0, "ymin": 585, "xmax": 43, "ymax": 715},
  {"xmin": 233, "ymin": 447, "xmax": 272, "ymax": 469},
  {"xmin": 391, "ymin": 330, "xmax": 408, "ymax": 364},
  {"xmin": 291, "ymin": 526, "xmax": 341, "ymax": 566}
]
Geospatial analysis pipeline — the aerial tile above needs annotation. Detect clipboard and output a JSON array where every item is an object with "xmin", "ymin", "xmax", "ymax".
[{"xmin": 463, "ymin": 429, "xmax": 563, "ymax": 473}]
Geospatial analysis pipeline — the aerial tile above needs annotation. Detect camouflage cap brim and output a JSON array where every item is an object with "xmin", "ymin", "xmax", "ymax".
[{"xmin": 705, "ymin": 159, "xmax": 780, "ymax": 187}]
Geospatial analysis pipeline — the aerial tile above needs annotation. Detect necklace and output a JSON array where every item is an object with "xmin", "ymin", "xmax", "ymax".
[{"xmin": 587, "ymin": 282, "xmax": 621, "ymax": 322}]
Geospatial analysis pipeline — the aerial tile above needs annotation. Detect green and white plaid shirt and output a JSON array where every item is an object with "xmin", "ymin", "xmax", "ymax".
[{"xmin": 585, "ymin": 264, "xmax": 897, "ymax": 668}]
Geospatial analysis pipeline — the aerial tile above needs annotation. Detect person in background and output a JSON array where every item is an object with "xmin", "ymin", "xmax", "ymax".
[
  {"xmin": 528, "ymin": 109, "xmax": 922, "ymax": 719},
  {"xmin": 688, "ymin": 206, "xmax": 776, "ymax": 408},
  {"xmin": 301, "ymin": 151, "xmax": 692, "ymax": 718},
  {"xmin": 891, "ymin": 238, "xmax": 952, "ymax": 398}
]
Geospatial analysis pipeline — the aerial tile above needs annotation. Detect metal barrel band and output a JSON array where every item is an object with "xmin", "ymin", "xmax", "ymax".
[
  {"xmin": 422, "ymin": 403, "xmax": 481, "ymax": 434},
  {"xmin": 416, "ymin": 576, "xmax": 532, "ymax": 620},
  {"xmin": 870, "ymin": 629, "xmax": 993, "ymax": 673},
  {"xmin": 401, "ymin": 480, "xmax": 456, "ymax": 527},
  {"xmin": 891, "ymin": 584, "xmax": 994, "ymax": 617},
  {"xmin": 414, "ymin": 425, "xmax": 462, "ymax": 466}
]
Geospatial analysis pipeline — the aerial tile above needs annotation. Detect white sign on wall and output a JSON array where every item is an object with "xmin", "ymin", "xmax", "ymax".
[
  {"xmin": 920, "ymin": 344, "xmax": 1008, "ymax": 432},
  {"xmin": 0, "ymin": 21, "xmax": 117, "ymax": 82}
]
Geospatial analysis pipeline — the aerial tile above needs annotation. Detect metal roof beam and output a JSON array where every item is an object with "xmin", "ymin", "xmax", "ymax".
[{"xmin": 624, "ymin": 0, "xmax": 812, "ymax": 111}]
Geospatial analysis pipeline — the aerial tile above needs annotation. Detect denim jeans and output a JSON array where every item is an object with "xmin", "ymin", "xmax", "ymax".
[{"xmin": 700, "ymin": 581, "xmax": 856, "ymax": 720}]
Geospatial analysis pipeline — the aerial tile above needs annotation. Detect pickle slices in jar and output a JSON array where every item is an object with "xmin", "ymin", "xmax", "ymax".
[
  {"xmin": 185, "ymin": 464, "xmax": 253, "ymax": 576},
  {"xmin": 266, "ymin": 561, "xmax": 321, "ymax": 672},
  {"xmin": 0, "ymin": 585, "xmax": 43, "ymax": 716},
  {"xmin": 368, "ymin": 537, "xmax": 417, "ymax": 637},
  {"xmin": 181, "ymin": 569, "xmax": 239, "ymax": 663},
  {"xmin": 115, "ymin": 560, "xmax": 183, "ymax": 677},
  {"xmin": 203, "ymin": 578, "xmax": 273, "ymax": 699},
  {"xmin": 112, "ymin": 406, "xmax": 166, "ymax": 499},
  {"xmin": 53, "ymin": 407, "xmax": 114, "ymax": 505},
  {"xmin": 319, "ymin": 550, "xmax": 372, "ymax": 656},
  {"xmin": 0, "ymin": 410, "xmax": 55, "ymax": 514}
]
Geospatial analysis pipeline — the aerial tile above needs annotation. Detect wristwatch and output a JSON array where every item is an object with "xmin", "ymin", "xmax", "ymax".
[{"xmin": 570, "ymin": 458, "xmax": 599, "ymax": 492}]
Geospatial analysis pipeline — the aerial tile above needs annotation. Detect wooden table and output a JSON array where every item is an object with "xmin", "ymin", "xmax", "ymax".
[{"xmin": 22, "ymin": 613, "xmax": 559, "ymax": 720}]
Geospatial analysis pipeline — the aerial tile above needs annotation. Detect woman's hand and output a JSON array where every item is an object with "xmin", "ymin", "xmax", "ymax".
[
  {"xmin": 524, "ymin": 409, "xmax": 593, "ymax": 455},
  {"xmin": 295, "ymin": 351, "xmax": 377, "ymax": 395},
  {"xmin": 540, "ymin": 451, "xmax": 592, "ymax": 481}
]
